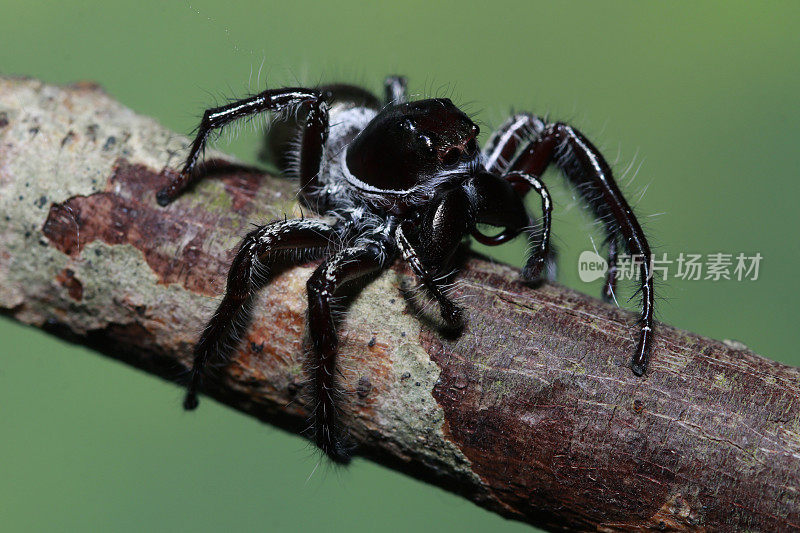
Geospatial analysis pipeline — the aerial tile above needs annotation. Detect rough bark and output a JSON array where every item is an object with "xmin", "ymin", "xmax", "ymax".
[{"xmin": 1, "ymin": 77, "xmax": 798, "ymax": 532}]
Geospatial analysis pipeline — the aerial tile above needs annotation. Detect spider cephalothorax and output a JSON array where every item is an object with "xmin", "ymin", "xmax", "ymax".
[
  {"xmin": 344, "ymin": 98, "xmax": 480, "ymax": 196},
  {"xmin": 157, "ymin": 75, "xmax": 654, "ymax": 463}
]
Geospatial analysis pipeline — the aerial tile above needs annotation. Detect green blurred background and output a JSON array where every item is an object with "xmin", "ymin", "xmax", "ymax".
[{"xmin": 1, "ymin": 1, "xmax": 798, "ymax": 531}]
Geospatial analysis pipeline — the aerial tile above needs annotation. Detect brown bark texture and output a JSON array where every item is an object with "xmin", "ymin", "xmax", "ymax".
[{"xmin": 0, "ymin": 77, "xmax": 798, "ymax": 532}]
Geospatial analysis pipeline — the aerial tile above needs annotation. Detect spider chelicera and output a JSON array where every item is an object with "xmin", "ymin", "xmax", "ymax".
[{"xmin": 156, "ymin": 75, "xmax": 654, "ymax": 463}]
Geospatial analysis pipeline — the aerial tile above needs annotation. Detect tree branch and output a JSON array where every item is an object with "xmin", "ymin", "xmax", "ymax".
[{"xmin": 1, "ymin": 77, "xmax": 798, "ymax": 531}]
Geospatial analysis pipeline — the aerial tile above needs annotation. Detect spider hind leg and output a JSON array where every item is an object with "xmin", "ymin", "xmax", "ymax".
[{"xmin": 504, "ymin": 119, "xmax": 654, "ymax": 374}]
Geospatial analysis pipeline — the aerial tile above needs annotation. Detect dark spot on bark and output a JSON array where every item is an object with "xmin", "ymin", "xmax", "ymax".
[
  {"xmin": 0, "ymin": 112, "xmax": 8, "ymax": 128},
  {"xmin": 356, "ymin": 376, "xmax": 372, "ymax": 398},
  {"xmin": 633, "ymin": 399, "xmax": 644, "ymax": 413},
  {"xmin": 34, "ymin": 195, "xmax": 47, "ymax": 208},
  {"xmin": 86, "ymin": 124, "xmax": 98, "ymax": 142},
  {"xmin": 103, "ymin": 136, "xmax": 116, "ymax": 151},
  {"xmin": 29, "ymin": 127, "xmax": 39, "ymax": 137},
  {"xmin": 250, "ymin": 341, "xmax": 264, "ymax": 353},
  {"xmin": 287, "ymin": 381, "xmax": 302, "ymax": 396},
  {"xmin": 414, "ymin": 381, "xmax": 420, "ymax": 387},
  {"xmin": 134, "ymin": 305, "xmax": 146, "ymax": 316},
  {"xmin": 400, "ymin": 331, "xmax": 406, "ymax": 337},
  {"xmin": 56, "ymin": 268, "xmax": 83, "ymax": 301},
  {"xmin": 368, "ymin": 337, "xmax": 376, "ymax": 348},
  {"xmin": 60, "ymin": 130, "xmax": 76, "ymax": 148},
  {"xmin": 400, "ymin": 372, "xmax": 411, "ymax": 381}
]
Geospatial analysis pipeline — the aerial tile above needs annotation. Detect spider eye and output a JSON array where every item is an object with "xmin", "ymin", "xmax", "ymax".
[
  {"xmin": 441, "ymin": 148, "xmax": 462, "ymax": 167},
  {"xmin": 465, "ymin": 138, "xmax": 478, "ymax": 155}
]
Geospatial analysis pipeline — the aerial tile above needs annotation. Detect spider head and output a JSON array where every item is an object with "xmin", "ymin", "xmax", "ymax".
[{"xmin": 344, "ymin": 98, "xmax": 479, "ymax": 200}]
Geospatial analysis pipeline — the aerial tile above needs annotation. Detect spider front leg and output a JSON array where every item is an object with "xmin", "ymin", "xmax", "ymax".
[
  {"xmin": 184, "ymin": 218, "xmax": 337, "ymax": 410},
  {"xmin": 306, "ymin": 240, "xmax": 393, "ymax": 463},
  {"xmin": 157, "ymin": 87, "xmax": 330, "ymax": 206},
  {"xmin": 509, "ymin": 121, "xmax": 654, "ymax": 375}
]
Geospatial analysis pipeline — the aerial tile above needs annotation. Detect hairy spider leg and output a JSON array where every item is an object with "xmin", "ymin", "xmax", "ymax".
[
  {"xmin": 156, "ymin": 88, "xmax": 330, "ymax": 206},
  {"xmin": 483, "ymin": 113, "xmax": 547, "ymax": 174},
  {"xmin": 306, "ymin": 241, "xmax": 393, "ymax": 463},
  {"xmin": 261, "ymin": 83, "xmax": 382, "ymax": 176},
  {"xmin": 485, "ymin": 115, "xmax": 618, "ymax": 303},
  {"xmin": 503, "ymin": 171, "xmax": 553, "ymax": 280},
  {"xmin": 604, "ymin": 237, "xmax": 620, "ymax": 302},
  {"xmin": 509, "ymin": 121, "xmax": 654, "ymax": 375},
  {"xmin": 384, "ymin": 75, "xmax": 408, "ymax": 105},
  {"xmin": 183, "ymin": 219, "xmax": 337, "ymax": 411}
]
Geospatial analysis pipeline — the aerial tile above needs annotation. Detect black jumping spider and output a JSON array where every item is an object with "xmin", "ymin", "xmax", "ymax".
[{"xmin": 157, "ymin": 75, "xmax": 654, "ymax": 463}]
